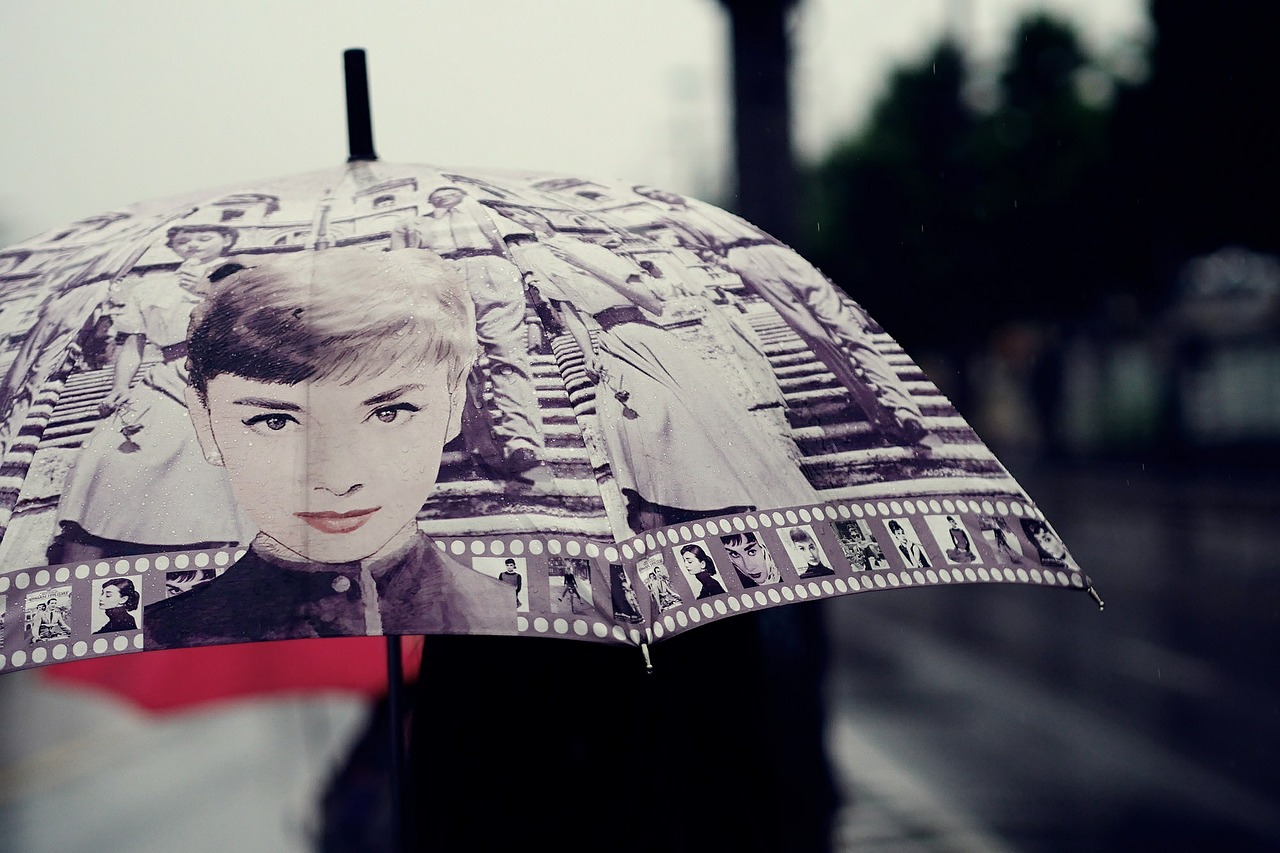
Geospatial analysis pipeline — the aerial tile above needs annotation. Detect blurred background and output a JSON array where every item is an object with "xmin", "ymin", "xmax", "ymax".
[{"xmin": 1, "ymin": 1, "xmax": 1278, "ymax": 850}]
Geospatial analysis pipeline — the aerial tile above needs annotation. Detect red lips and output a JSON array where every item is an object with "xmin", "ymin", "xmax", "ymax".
[{"xmin": 295, "ymin": 508, "xmax": 380, "ymax": 534}]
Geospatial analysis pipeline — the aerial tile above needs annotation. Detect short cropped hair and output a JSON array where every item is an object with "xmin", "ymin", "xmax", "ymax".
[
  {"xmin": 186, "ymin": 248, "xmax": 476, "ymax": 403},
  {"xmin": 719, "ymin": 531, "xmax": 763, "ymax": 551},
  {"xmin": 166, "ymin": 223, "xmax": 239, "ymax": 250},
  {"xmin": 102, "ymin": 577, "xmax": 140, "ymax": 611},
  {"xmin": 787, "ymin": 527, "xmax": 814, "ymax": 546},
  {"xmin": 679, "ymin": 543, "xmax": 711, "ymax": 570}
]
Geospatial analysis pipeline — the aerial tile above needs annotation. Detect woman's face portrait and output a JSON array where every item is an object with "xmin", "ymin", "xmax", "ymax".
[
  {"xmin": 794, "ymin": 537, "xmax": 821, "ymax": 566},
  {"xmin": 170, "ymin": 230, "xmax": 230, "ymax": 263},
  {"xmin": 680, "ymin": 550, "xmax": 703, "ymax": 573},
  {"xmin": 1033, "ymin": 527, "xmax": 1067, "ymax": 560},
  {"xmin": 724, "ymin": 538, "xmax": 769, "ymax": 581},
  {"xmin": 193, "ymin": 358, "xmax": 457, "ymax": 564},
  {"xmin": 98, "ymin": 584, "xmax": 124, "ymax": 610}
]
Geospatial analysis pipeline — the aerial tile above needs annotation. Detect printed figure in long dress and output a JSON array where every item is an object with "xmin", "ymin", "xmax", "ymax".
[
  {"xmin": 629, "ymin": 185, "xmax": 932, "ymax": 447},
  {"xmin": 53, "ymin": 224, "xmax": 256, "ymax": 562},
  {"xmin": 486, "ymin": 201, "xmax": 817, "ymax": 533}
]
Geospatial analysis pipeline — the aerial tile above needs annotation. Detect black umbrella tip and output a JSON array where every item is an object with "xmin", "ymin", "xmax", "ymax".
[{"xmin": 344, "ymin": 49, "xmax": 377, "ymax": 162}]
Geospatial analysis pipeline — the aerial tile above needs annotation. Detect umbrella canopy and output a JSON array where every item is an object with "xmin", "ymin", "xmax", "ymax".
[{"xmin": 0, "ymin": 161, "xmax": 1092, "ymax": 673}]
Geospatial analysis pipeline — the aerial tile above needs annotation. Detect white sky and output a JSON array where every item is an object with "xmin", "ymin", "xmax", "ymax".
[{"xmin": 0, "ymin": 0, "xmax": 1146, "ymax": 244}]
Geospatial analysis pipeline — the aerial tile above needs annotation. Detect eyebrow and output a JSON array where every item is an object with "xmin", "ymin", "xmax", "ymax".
[
  {"xmin": 231, "ymin": 397, "xmax": 303, "ymax": 411},
  {"xmin": 361, "ymin": 383, "xmax": 427, "ymax": 407}
]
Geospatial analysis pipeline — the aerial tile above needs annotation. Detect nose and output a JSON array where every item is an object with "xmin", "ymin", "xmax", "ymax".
[{"xmin": 309, "ymin": 428, "xmax": 363, "ymax": 497}]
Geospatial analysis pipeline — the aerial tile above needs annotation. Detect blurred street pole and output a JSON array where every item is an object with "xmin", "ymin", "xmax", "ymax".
[{"xmin": 719, "ymin": 0, "xmax": 800, "ymax": 246}]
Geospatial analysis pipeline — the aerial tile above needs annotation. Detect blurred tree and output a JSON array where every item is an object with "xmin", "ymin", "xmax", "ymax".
[
  {"xmin": 804, "ymin": 16, "xmax": 1115, "ymax": 372},
  {"xmin": 1110, "ymin": 0, "xmax": 1280, "ymax": 302}
]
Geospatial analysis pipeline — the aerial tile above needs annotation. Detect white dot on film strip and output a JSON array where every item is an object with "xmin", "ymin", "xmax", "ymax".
[{"xmin": 517, "ymin": 616, "xmax": 529, "ymax": 632}]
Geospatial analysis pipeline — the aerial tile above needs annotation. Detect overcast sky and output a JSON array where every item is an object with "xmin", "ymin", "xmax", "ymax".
[{"xmin": 0, "ymin": 0, "xmax": 1146, "ymax": 244}]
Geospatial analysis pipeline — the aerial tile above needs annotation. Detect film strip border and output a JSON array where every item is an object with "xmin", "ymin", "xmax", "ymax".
[{"xmin": 0, "ymin": 492, "xmax": 1087, "ymax": 673}]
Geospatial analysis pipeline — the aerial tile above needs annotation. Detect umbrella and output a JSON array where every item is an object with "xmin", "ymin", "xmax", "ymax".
[
  {"xmin": 0, "ymin": 63, "xmax": 1098, "ymax": 681},
  {"xmin": 0, "ymin": 48, "xmax": 1099, "ymax": 848}
]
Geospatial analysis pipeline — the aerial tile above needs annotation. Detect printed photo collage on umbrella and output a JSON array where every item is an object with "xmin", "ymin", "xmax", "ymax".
[
  {"xmin": 0, "ymin": 495, "xmax": 1084, "ymax": 671},
  {"xmin": 0, "ymin": 162, "xmax": 1082, "ymax": 671}
]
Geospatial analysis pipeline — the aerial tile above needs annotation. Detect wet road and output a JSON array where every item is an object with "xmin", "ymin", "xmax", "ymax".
[{"xmin": 824, "ymin": 460, "xmax": 1280, "ymax": 850}]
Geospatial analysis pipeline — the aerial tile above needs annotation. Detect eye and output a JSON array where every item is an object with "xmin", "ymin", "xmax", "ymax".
[
  {"xmin": 243, "ymin": 412, "xmax": 298, "ymax": 432},
  {"xmin": 370, "ymin": 402, "xmax": 420, "ymax": 424}
]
